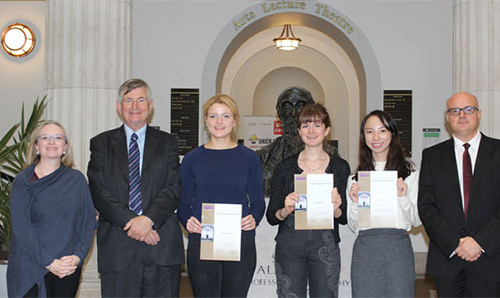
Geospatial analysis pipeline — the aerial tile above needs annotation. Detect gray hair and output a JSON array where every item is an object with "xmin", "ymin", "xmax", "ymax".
[{"xmin": 118, "ymin": 78, "xmax": 152, "ymax": 102}]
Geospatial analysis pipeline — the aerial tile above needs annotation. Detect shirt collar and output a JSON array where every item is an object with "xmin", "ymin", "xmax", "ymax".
[
  {"xmin": 124, "ymin": 124, "xmax": 147, "ymax": 142},
  {"xmin": 453, "ymin": 130, "xmax": 481, "ymax": 150}
]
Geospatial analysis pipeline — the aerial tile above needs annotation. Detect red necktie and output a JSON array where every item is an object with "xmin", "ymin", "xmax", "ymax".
[{"xmin": 463, "ymin": 143, "xmax": 472, "ymax": 219}]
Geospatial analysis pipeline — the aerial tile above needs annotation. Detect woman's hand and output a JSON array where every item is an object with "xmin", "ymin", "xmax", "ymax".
[
  {"xmin": 397, "ymin": 178, "xmax": 408, "ymax": 197},
  {"xmin": 60, "ymin": 255, "xmax": 80, "ymax": 267},
  {"xmin": 241, "ymin": 214, "xmax": 256, "ymax": 231},
  {"xmin": 331, "ymin": 187, "xmax": 342, "ymax": 218},
  {"xmin": 46, "ymin": 258, "xmax": 77, "ymax": 279},
  {"xmin": 348, "ymin": 183, "xmax": 359, "ymax": 203},
  {"xmin": 284, "ymin": 192, "xmax": 298, "ymax": 215},
  {"xmin": 275, "ymin": 192, "xmax": 298, "ymax": 220},
  {"xmin": 186, "ymin": 216, "xmax": 202, "ymax": 234}
]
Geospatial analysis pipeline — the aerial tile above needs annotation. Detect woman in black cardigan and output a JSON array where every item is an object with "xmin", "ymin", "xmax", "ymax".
[{"xmin": 266, "ymin": 104, "xmax": 350, "ymax": 298}]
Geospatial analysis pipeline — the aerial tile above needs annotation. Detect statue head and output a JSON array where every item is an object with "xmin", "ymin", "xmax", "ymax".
[{"xmin": 276, "ymin": 86, "xmax": 315, "ymax": 136}]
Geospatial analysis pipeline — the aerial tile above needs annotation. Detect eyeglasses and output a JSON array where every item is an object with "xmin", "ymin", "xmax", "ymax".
[
  {"xmin": 37, "ymin": 134, "xmax": 66, "ymax": 143},
  {"xmin": 446, "ymin": 106, "xmax": 479, "ymax": 116}
]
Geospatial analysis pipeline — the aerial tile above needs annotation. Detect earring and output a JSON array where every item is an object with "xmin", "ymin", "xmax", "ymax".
[{"xmin": 36, "ymin": 151, "xmax": 40, "ymax": 155}]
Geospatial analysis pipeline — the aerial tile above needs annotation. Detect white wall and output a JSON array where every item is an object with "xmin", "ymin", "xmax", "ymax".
[
  {"xmin": 0, "ymin": 0, "xmax": 453, "ymax": 171},
  {"xmin": 0, "ymin": 1, "xmax": 46, "ymax": 137},
  {"xmin": 133, "ymin": 1, "xmax": 453, "ymax": 258},
  {"xmin": 133, "ymin": 0, "xmax": 453, "ymax": 166},
  {"xmin": 0, "ymin": 0, "xmax": 454, "ymax": 295}
]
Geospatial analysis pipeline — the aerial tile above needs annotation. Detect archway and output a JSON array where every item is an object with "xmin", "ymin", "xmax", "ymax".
[{"xmin": 200, "ymin": 1, "xmax": 382, "ymax": 166}]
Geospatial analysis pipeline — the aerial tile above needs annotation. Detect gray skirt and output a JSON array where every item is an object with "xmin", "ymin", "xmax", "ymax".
[{"xmin": 351, "ymin": 228, "xmax": 415, "ymax": 298}]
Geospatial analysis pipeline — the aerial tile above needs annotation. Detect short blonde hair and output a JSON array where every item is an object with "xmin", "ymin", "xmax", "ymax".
[
  {"xmin": 203, "ymin": 94, "xmax": 240, "ymax": 142},
  {"xmin": 26, "ymin": 120, "xmax": 75, "ymax": 168}
]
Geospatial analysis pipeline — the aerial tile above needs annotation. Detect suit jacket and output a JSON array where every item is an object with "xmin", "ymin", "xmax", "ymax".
[
  {"xmin": 418, "ymin": 134, "xmax": 500, "ymax": 281},
  {"xmin": 87, "ymin": 125, "xmax": 184, "ymax": 273}
]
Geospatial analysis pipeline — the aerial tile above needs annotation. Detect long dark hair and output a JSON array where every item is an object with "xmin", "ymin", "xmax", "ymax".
[{"xmin": 355, "ymin": 110, "xmax": 414, "ymax": 180}]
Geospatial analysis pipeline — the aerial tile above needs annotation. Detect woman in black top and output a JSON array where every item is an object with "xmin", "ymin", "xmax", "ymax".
[{"xmin": 266, "ymin": 103, "xmax": 350, "ymax": 298}]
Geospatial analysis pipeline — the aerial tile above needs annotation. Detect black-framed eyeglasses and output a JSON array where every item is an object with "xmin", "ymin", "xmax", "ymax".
[{"xmin": 446, "ymin": 106, "xmax": 479, "ymax": 116}]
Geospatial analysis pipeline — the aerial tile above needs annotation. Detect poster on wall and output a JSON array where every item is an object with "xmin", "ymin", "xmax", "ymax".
[
  {"xmin": 384, "ymin": 90, "xmax": 412, "ymax": 157},
  {"xmin": 423, "ymin": 128, "xmax": 441, "ymax": 149},
  {"xmin": 171, "ymin": 89, "xmax": 199, "ymax": 155},
  {"xmin": 243, "ymin": 116, "xmax": 282, "ymax": 151}
]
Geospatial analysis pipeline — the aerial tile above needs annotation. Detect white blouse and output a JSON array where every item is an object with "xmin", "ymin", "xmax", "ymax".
[{"xmin": 346, "ymin": 161, "xmax": 421, "ymax": 235}]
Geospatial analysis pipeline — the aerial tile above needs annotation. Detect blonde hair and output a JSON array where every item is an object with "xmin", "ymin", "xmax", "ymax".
[
  {"xmin": 26, "ymin": 120, "xmax": 75, "ymax": 168},
  {"xmin": 203, "ymin": 94, "xmax": 240, "ymax": 142}
]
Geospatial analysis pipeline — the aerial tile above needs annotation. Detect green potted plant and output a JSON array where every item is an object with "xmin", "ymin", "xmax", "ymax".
[{"xmin": 0, "ymin": 96, "xmax": 48, "ymax": 258}]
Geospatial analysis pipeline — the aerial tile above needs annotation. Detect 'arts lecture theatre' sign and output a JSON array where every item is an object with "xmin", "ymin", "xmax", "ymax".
[{"xmin": 233, "ymin": 1, "xmax": 355, "ymax": 35}]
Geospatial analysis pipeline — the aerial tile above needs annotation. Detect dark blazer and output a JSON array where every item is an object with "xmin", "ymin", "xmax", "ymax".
[
  {"xmin": 418, "ymin": 134, "xmax": 500, "ymax": 281},
  {"xmin": 87, "ymin": 125, "xmax": 184, "ymax": 273}
]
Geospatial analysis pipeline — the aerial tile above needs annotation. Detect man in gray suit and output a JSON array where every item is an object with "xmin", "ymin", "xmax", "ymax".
[{"xmin": 87, "ymin": 78, "xmax": 184, "ymax": 297}]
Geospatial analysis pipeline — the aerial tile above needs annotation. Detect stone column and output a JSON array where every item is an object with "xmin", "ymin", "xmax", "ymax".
[
  {"xmin": 454, "ymin": 0, "xmax": 500, "ymax": 138},
  {"xmin": 45, "ymin": 0, "xmax": 132, "ymax": 296}
]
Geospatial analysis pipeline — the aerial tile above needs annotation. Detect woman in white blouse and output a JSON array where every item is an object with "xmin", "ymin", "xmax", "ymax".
[{"xmin": 347, "ymin": 110, "xmax": 421, "ymax": 297}]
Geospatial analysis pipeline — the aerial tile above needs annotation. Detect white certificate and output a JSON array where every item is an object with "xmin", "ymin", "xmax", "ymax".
[
  {"xmin": 306, "ymin": 174, "xmax": 334, "ymax": 228},
  {"xmin": 366, "ymin": 171, "xmax": 398, "ymax": 228},
  {"xmin": 201, "ymin": 203, "xmax": 242, "ymax": 261},
  {"xmin": 213, "ymin": 203, "xmax": 242, "ymax": 259},
  {"xmin": 294, "ymin": 174, "xmax": 334, "ymax": 230}
]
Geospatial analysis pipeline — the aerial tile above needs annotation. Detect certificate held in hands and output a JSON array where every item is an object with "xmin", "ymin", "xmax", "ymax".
[
  {"xmin": 294, "ymin": 174, "xmax": 334, "ymax": 230},
  {"xmin": 200, "ymin": 203, "xmax": 242, "ymax": 261},
  {"xmin": 357, "ymin": 171, "xmax": 398, "ymax": 228}
]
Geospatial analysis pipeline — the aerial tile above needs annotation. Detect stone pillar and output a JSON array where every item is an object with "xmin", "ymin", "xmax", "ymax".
[
  {"xmin": 454, "ymin": 0, "xmax": 500, "ymax": 138},
  {"xmin": 45, "ymin": 0, "xmax": 132, "ymax": 296}
]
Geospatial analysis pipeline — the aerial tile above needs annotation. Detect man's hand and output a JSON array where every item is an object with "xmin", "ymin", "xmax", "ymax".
[
  {"xmin": 455, "ymin": 236, "xmax": 482, "ymax": 262},
  {"xmin": 124, "ymin": 215, "xmax": 153, "ymax": 241},
  {"xmin": 144, "ymin": 230, "xmax": 161, "ymax": 245}
]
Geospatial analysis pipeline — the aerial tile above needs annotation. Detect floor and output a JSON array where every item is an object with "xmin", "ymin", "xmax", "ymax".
[
  {"xmin": 179, "ymin": 275, "xmax": 438, "ymax": 297},
  {"xmin": 415, "ymin": 277, "xmax": 438, "ymax": 298}
]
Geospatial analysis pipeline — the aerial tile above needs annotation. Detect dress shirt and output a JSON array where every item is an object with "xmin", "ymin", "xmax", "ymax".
[{"xmin": 124, "ymin": 124, "xmax": 147, "ymax": 174}]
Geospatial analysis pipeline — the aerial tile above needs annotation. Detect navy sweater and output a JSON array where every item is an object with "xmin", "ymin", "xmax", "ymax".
[{"xmin": 178, "ymin": 145, "xmax": 265, "ymax": 237}]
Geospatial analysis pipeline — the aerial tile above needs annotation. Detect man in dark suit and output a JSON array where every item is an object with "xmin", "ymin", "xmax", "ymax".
[
  {"xmin": 87, "ymin": 78, "xmax": 184, "ymax": 297},
  {"xmin": 418, "ymin": 92, "xmax": 500, "ymax": 297}
]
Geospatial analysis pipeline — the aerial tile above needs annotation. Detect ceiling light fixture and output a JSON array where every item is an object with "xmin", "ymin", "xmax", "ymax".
[{"xmin": 273, "ymin": 24, "xmax": 301, "ymax": 51}]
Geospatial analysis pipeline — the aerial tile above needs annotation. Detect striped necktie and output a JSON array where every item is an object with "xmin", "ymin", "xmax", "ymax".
[{"xmin": 128, "ymin": 133, "xmax": 142, "ymax": 214}]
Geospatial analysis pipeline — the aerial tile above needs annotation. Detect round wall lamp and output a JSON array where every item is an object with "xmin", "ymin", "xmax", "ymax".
[{"xmin": 1, "ymin": 23, "xmax": 36, "ymax": 57}]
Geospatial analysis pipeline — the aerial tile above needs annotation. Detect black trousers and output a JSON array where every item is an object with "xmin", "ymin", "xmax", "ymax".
[
  {"xmin": 187, "ymin": 233, "xmax": 256, "ymax": 297},
  {"xmin": 24, "ymin": 267, "xmax": 82, "ymax": 298},
  {"xmin": 100, "ymin": 244, "xmax": 181, "ymax": 298},
  {"xmin": 434, "ymin": 269, "xmax": 500, "ymax": 297}
]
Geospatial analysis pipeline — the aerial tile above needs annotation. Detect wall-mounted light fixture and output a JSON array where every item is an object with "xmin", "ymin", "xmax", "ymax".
[
  {"xmin": 273, "ymin": 24, "xmax": 301, "ymax": 51},
  {"xmin": 1, "ymin": 23, "xmax": 36, "ymax": 57}
]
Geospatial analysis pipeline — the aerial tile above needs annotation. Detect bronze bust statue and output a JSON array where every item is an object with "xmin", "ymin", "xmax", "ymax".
[{"xmin": 257, "ymin": 86, "xmax": 337, "ymax": 196}]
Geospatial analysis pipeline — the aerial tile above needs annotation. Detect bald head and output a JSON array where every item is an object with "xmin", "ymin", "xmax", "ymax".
[
  {"xmin": 446, "ymin": 92, "xmax": 479, "ymax": 110},
  {"xmin": 445, "ymin": 92, "xmax": 481, "ymax": 142}
]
